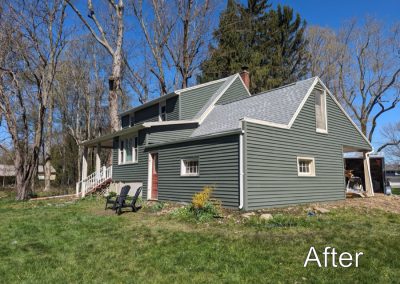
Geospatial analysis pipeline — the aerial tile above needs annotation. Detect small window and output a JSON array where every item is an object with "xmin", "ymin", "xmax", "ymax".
[
  {"xmin": 315, "ymin": 90, "xmax": 327, "ymax": 133},
  {"xmin": 159, "ymin": 101, "xmax": 167, "ymax": 121},
  {"xmin": 119, "ymin": 135, "xmax": 138, "ymax": 164},
  {"xmin": 297, "ymin": 157, "xmax": 315, "ymax": 176},
  {"xmin": 181, "ymin": 159, "xmax": 199, "ymax": 176}
]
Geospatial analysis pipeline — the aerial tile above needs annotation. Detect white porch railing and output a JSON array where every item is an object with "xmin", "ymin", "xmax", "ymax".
[{"xmin": 76, "ymin": 166, "xmax": 112, "ymax": 197}]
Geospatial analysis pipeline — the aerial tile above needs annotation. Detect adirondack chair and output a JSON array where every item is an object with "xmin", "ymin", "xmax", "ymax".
[
  {"xmin": 105, "ymin": 185, "xmax": 131, "ymax": 211},
  {"xmin": 115, "ymin": 187, "xmax": 142, "ymax": 215}
]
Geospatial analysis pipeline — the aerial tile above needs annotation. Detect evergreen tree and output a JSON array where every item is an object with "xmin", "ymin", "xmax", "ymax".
[
  {"xmin": 199, "ymin": 1, "xmax": 308, "ymax": 94},
  {"xmin": 200, "ymin": 0, "xmax": 244, "ymax": 82},
  {"xmin": 262, "ymin": 5, "xmax": 308, "ymax": 89}
]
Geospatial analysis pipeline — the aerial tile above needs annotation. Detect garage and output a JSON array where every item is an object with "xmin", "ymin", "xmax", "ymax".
[{"xmin": 343, "ymin": 153, "xmax": 386, "ymax": 194}]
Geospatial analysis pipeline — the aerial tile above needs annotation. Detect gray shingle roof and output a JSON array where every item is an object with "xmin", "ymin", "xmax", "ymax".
[{"xmin": 191, "ymin": 77, "xmax": 317, "ymax": 137}]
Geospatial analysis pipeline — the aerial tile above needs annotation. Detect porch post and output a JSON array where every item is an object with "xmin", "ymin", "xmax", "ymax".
[
  {"xmin": 96, "ymin": 143, "xmax": 101, "ymax": 173},
  {"xmin": 82, "ymin": 146, "xmax": 88, "ymax": 195},
  {"xmin": 363, "ymin": 152, "xmax": 374, "ymax": 197}
]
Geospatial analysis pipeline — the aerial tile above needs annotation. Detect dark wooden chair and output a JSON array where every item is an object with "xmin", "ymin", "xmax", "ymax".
[
  {"xmin": 105, "ymin": 185, "xmax": 130, "ymax": 211},
  {"xmin": 115, "ymin": 187, "xmax": 142, "ymax": 215}
]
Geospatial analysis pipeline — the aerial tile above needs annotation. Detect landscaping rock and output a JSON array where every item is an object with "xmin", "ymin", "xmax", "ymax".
[
  {"xmin": 260, "ymin": 213, "xmax": 273, "ymax": 221},
  {"xmin": 242, "ymin": 212, "xmax": 256, "ymax": 219}
]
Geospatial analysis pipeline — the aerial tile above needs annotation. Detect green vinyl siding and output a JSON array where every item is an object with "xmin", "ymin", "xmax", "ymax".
[
  {"xmin": 112, "ymin": 130, "xmax": 148, "ymax": 183},
  {"xmin": 166, "ymin": 96, "xmax": 179, "ymax": 120},
  {"xmin": 134, "ymin": 104, "xmax": 159, "ymax": 124},
  {"xmin": 149, "ymin": 135, "xmax": 239, "ymax": 208},
  {"xmin": 112, "ymin": 132, "xmax": 239, "ymax": 208},
  {"xmin": 147, "ymin": 124, "xmax": 196, "ymax": 144},
  {"xmin": 180, "ymin": 81, "xmax": 225, "ymax": 120},
  {"xmin": 217, "ymin": 77, "xmax": 249, "ymax": 105},
  {"xmin": 244, "ymin": 90, "xmax": 371, "ymax": 210}
]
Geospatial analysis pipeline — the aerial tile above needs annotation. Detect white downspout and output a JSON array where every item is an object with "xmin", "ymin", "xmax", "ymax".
[{"xmin": 239, "ymin": 130, "xmax": 244, "ymax": 210}]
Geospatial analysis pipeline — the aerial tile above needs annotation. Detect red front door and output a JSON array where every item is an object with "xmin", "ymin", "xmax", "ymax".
[{"xmin": 151, "ymin": 153, "xmax": 158, "ymax": 200}]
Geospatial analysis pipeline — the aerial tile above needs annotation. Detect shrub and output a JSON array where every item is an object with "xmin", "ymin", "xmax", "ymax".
[
  {"xmin": 170, "ymin": 186, "xmax": 222, "ymax": 222},
  {"xmin": 192, "ymin": 186, "xmax": 213, "ymax": 209}
]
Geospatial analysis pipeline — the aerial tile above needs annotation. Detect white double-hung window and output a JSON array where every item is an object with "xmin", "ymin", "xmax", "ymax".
[
  {"xmin": 181, "ymin": 158, "xmax": 199, "ymax": 176},
  {"xmin": 297, "ymin": 157, "xmax": 316, "ymax": 177},
  {"xmin": 315, "ymin": 90, "xmax": 327, "ymax": 133},
  {"xmin": 119, "ymin": 135, "xmax": 138, "ymax": 164}
]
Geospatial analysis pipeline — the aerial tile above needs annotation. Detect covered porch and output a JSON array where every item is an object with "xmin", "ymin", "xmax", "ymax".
[{"xmin": 77, "ymin": 125, "xmax": 145, "ymax": 197}]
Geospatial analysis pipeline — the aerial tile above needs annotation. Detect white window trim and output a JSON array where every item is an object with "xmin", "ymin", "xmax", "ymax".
[
  {"xmin": 297, "ymin": 157, "xmax": 316, "ymax": 177},
  {"xmin": 118, "ymin": 135, "xmax": 139, "ymax": 165},
  {"xmin": 180, "ymin": 158, "xmax": 199, "ymax": 176},
  {"xmin": 159, "ymin": 100, "xmax": 167, "ymax": 122},
  {"xmin": 315, "ymin": 90, "xmax": 328, "ymax": 134}
]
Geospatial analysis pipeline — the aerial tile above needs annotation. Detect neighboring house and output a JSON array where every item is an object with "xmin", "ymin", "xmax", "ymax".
[
  {"xmin": 0, "ymin": 164, "xmax": 15, "ymax": 187},
  {"xmin": 0, "ymin": 164, "xmax": 56, "ymax": 186},
  {"xmin": 37, "ymin": 165, "xmax": 57, "ymax": 181},
  {"xmin": 79, "ymin": 71, "xmax": 373, "ymax": 210}
]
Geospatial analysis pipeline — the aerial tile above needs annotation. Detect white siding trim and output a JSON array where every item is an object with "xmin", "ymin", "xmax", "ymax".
[
  {"xmin": 297, "ymin": 156, "xmax": 316, "ymax": 177},
  {"xmin": 147, "ymin": 153, "xmax": 152, "ymax": 200},
  {"xmin": 241, "ymin": 117, "xmax": 290, "ymax": 129},
  {"xmin": 143, "ymin": 120, "xmax": 198, "ymax": 127},
  {"xmin": 287, "ymin": 77, "xmax": 319, "ymax": 128},
  {"xmin": 315, "ymin": 90, "xmax": 328, "ymax": 133}
]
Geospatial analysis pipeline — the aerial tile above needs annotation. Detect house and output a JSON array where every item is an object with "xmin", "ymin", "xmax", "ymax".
[
  {"xmin": 0, "ymin": 164, "xmax": 15, "ymax": 187},
  {"xmin": 37, "ymin": 165, "xmax": 57, "ymax": 181},
  {"xmin": 0, "ymin": 164, "xmax": 57, "ymax": 186},
  {"xmin": 78, "ymin": 70, "xmax": 373, "ymax": 210}
]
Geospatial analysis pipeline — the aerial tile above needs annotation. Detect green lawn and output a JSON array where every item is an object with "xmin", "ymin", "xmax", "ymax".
[
  {"xmin": 0, "ymin": 194, "xmax": 399, "ymax": 283},
  {"xmin": 392, "ymin": 187, "xmax": 400, "ymax": 195}
]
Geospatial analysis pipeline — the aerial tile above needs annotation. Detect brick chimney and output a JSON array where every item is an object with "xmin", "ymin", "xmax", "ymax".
[{"xmin": 240, "ymin": 66, "xmax": 250, "ymax": 90}]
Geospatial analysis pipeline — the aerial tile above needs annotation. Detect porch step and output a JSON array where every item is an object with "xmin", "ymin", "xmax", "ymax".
[
  {"xmin": 85, "ymin": 178, "xmax": 112, "ymax": 195},
  {"xmin": 76, "ymin": 166, "xmax": 113, "ymax": 197}
]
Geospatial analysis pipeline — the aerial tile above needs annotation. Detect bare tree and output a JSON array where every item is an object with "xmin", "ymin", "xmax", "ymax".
[
  {"xmin": 56, "ymin": 37, "xmax": 109, "ymax": 182},
  {"xmin": 377, "ymin": 122, "xmax": 400, "ymax": 155},
  {"xmin": 131, "ymin": 0, "xmax": 175, "ymax": 96},
  {"xmin": 307, "ymin": 26, "xmax": 342, "ymax": 90},
  {"xmin": 0, "ymin": 0, "xmax": 67, "ymax": 200},
  {"xmin": 66, "ymin": 0, "xmax": 125, "ymax": 132},
  {"xmin": 167, "ymin": 0, "xmax": 211, "ymax": 89},
  {"xmin": 308, "ymin": 18, "xmax": 400, "ymax": 142},
  {"xmin": 130, "ymin": 0, "xmax": 214, "ymax": 96}
]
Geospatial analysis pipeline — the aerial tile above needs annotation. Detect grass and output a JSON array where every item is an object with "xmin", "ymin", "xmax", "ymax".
[
  {"xmin": 0, "ymin": 194, "xmax": 400, "ymax": 283},
  {"xmin": 392, "ymin": 187, "xmax": 400, "ymax": 195}
]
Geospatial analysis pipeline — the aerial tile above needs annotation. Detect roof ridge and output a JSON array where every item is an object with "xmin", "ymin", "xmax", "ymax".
[
  {"xmin": 174, "ymin": 76, "xmax": 229, "ymax": 94},
  {"xmin": 218, "ymin": 76, "xmax": 317, "ymax": 106},
  {"xmin": 254, "ymin": 77, "xmax": 317, "ymax": 97}
]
